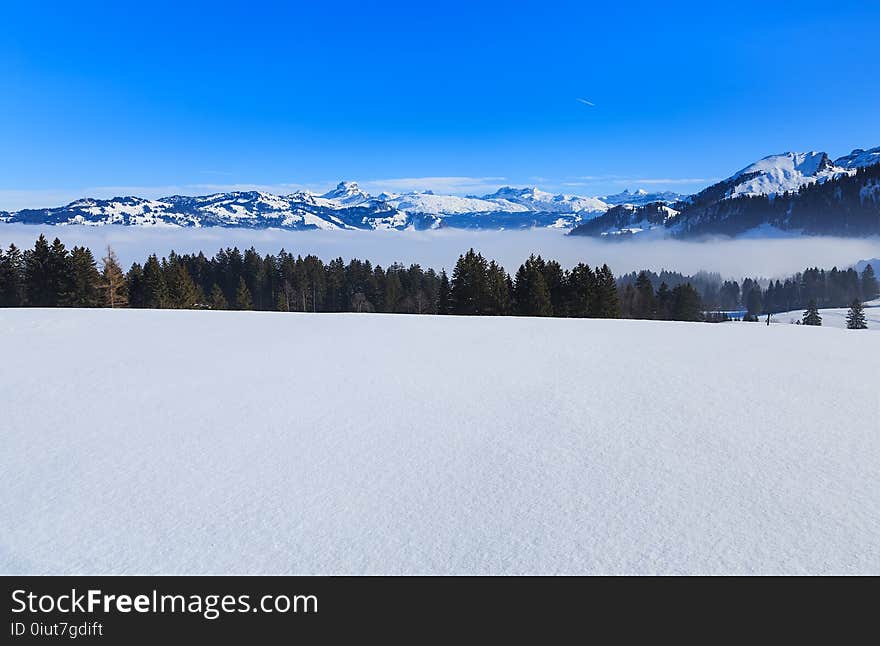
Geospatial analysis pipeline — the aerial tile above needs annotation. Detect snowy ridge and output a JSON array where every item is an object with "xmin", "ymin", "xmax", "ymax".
[
  {"xmin": 725, "ymin": 151, "xmax": 843, "ymax": 198},
  {"xmin": 601, "ymin": 188, "xmax": 685, "ymax": 206},
  {"xmin": 2, "ymin": 144, "xmax": 878, "ymax": 233},
  {"xmin": 0, "ymin": 181, "xmax": 613, "ymax": 231}
]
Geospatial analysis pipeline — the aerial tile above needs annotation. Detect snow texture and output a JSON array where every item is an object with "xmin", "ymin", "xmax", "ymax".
[{"xmin": 2, "ymin": 309, "xmax": 878, "ymax": 575}]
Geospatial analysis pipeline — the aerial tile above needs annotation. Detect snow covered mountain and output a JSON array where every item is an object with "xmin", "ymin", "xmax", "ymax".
[
  {"xmin": 601, "ymin": 188, "xmax": 684, "ymax": 206},
  {"xmin": 834, "ymin": 146, "xmax": 880, "ymax": 170},
  {"xmin": 571, "ymin": 145, "xmax": 880, "ymax": 239},
  {"xmin": 2, "ymin": 144, "xmax": 878, "ymax": 235},
  {"xmin": 721, "ymin": 151, "xmax": 840, "ymax": 198},
  {"xmin": 0, "ymin": 182, "xmax": 610, "ymax": 231}
]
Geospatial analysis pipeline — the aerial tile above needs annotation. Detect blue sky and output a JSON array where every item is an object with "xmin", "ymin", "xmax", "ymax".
[{"xmin": 1, "ymin": 1, "xmax": 878, "ymax": 209}]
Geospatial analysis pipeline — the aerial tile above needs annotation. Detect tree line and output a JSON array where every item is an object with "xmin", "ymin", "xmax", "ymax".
[
  {"xmin": 0, "ymin": 236, "xmax": 626, "ymax": 319},
  {"xmin": 2, "ymin": 234, "xmax": 876, "ymax": 324}
]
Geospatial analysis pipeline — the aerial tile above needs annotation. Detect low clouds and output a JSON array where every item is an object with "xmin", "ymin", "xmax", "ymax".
[{"xmin": 1, "ymin": 223, "xmax": 877, "ymax": 280}]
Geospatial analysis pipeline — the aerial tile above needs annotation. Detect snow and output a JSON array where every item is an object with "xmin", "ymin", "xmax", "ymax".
[
  {"xmin": 834, "ymin": 146, "xmax": 880, "ymax": 170},
  {"xmin": 770, "ymin": 303, "xmax": 880, "ymax": 330},
  {"xmin": 726, "ymin": 151, "xmax": 845, "ymax": 198},
  {"xmin": 386, "ymin": 192, "xmax": 530, "ymax": 215},
  {"xmin": 2, "ymin": 309, "xmax": 878, "ymax": 575}
]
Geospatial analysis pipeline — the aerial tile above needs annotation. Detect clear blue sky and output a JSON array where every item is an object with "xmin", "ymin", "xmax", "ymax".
[{"xmin": 1, "ymin": 1, "xmax": 878, "ymax": 209}]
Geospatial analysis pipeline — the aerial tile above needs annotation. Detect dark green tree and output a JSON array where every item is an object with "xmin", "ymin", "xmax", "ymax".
[
  {"xmin": 450, "ymin": 249, "xmax": 490, "ymax": 315},
  {"xmin": 861, "ymin": 264, "xmax": 878, "ymax": 301},
  {"xmin": 513, "ymin": 255, "xmax": 551, "ymax": 317},
  {"xmin": 209, "ymin": 284, "xmax": 228, "ymax": 309},
  {"xmin": 802, "ymin": 299, "xmax": 822, "ymax": 326},
  {"xmin": 167, "ymin": 263, "xmax": 201, "ymax": 309},
  {"xmin": 846, "ymin": 300, "xmax": 867, "ymax": 329},
  {"xmin": 234, "ymin": 277, "xmax": 253, "ymax": 310},
  {"xmin": 592, "ymin": 264, "xmax": 620, "ymax": 318},
  {"xmin": 24, "ymin": 234, "xmax": 54, "ymax": 307},
  {"xmin": 141, "ymin": 255, "xmax": 168, "ymax": 308},
  {"xmin": 632, "ymin": 271, "xmax": 656, "ymax": 319},
  {"xmin": 0, "ymin": 244, "xmax": 26, "ymax": 307},
  {"xmin": 566, "ymin": 263, "xmax": 595, "ymax": 317},
  {"xmin": 66, "ymin": 246, "xmax": 102, "ymax": 307},
  {"xmin": 437, "ymin": 270, "xmax": 451, "ymax": 314},
  {"xmin": 670, "ymin": 283, "xmax": 703, "ymax": 321}
]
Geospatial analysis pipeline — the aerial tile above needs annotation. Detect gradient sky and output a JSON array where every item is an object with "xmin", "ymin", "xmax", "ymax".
[{"xmin": 2, "ymin": 1, "xmax": 878, "ymax": 209}]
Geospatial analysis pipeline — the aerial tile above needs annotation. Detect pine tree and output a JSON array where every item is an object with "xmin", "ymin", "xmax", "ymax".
[
  {"xmin": 24, "ymin": 234, "xmax": 54, "ymax": 307},
  {"xmin": 512, "ymin": 255, "xmax": 551, "ymax": 316},
  {"xmin": 802, "ymin": 299, "xmax": 822, "ymax": 326},
  {"xmin": 566, "ymin": 263, "xmax": 595, "ymax": 317},
  {"xmin": 846, "ymin": 300, "xmax": 867, "ymax": 329},
  {"xmin": 592, "ymin": 264, "xmax": 620, "ymax": 318},
  {"xmin": 66, "ymin": 246, "xmax": 102, "ymax": 307},
  {"xmin": 655, "ymin": 281, "xmax": 672, "ymax": 320},
  {"xmin": 209, "ymin": 284, "xmax": 228, "ymax": 310},
  {"xmin": 126, "ymin": 263, "xmax": 145, "ymax": 308},
  {"xmin": 167, "ymin": 263, "xmax": 201, "ymax": 309},
  {"xmin": 141, "ymin": 255, "xmax": 168, "ymax": 309},
  {"xmin": 100, "ymin": 247, "xmax": 128, "ymax": 308},
  {"xmin": 450, "ymin": 249, "xmax": 489, "ymax": 315},
  {"xmin": 670, "ymin": 283, "xmax": 703, "ymax": 321},
  {"xmin": 48, "ymin": 238, "xmax": 73, "ymax": 306},
  {"xmin": 437, "ymin": 270, "xmax": 450, "ymax": 314},
  {"xmin": 486, "ymin": 261, "xmax": 511, "ymax": 315},
  {"xmin": 633, "ymin": 271, "xmax": 656, "ymax": 319},
  {"xmin": 234, "ymin": 277, "xmax": 253, "ymax": 310},
  {"xmin": 0, "ymin": 243, "xmax": 26, "ymax": 307},
  {"xmin": 861, "ymin": 264, "xmax": 878, "ymax": 302}
]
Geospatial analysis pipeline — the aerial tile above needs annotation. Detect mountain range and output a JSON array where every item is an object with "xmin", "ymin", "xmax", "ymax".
[
  {"xmin": 1, "ymin": 146, "xmax": 878, "ymax": 238},
  {"xmin": 570, "ymin": 147, "xmax": 880, "ymax": 238}
]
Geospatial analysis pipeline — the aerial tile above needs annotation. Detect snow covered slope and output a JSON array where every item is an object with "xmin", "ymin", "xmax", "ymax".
[
  {"xmin": 2, "ymin": 309, "xmax": 878, "ymax": 575},
  {"xmin": 770, "ymin": 302, "xmax": 880, "ymax": 330},
  {"xmin": 834, "ymin": 146, "xmax": 880, "ymax": 170},
  {"xmin": 725, "ymin": 151, "xmax": 843, "ymax": 198}
]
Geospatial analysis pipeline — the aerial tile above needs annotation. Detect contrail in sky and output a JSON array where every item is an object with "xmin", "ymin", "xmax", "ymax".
[{"xmin": 576, "ymin": 98, "xmax": 595, "ymax": 106}]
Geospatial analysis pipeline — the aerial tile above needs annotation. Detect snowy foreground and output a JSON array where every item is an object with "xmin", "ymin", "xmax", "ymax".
[{"xmin": 2, "ymin": 309, "xmax": 878, "ymax": 575}]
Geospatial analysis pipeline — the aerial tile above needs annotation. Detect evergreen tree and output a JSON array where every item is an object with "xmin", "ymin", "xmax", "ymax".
[
  {"xmin": 541, "ymin": 259, "xmax": 566, "ymax": 316},
  {"xmin": 437, "ymin": 270, "xmax": 451, "ymax": 314},
  {"xmin": 745, "ymin": 286, "xmax": 764, "ymax": 318},
  {"xmin": 0, "ymin": 243, "xmax": 26, "ymax": 307},
  {"xmin": 861, "ymin": 264, "xmax": 878, "ymax": 301},
  {"xmin": 566, "ymin": 263, "xmax": 595, "ymax": 317},
  {"xmin": 209, "ymin": 284, "xmax": 228, "ymax": 310},
  {"xmin": 167, "ymin": 263, "xmax": 201, "ymax": 309},
  {"xmin": 632, "ymin": 271, "xmax": 656, "ymax": 319},
  {"xmin": 24, "ymin": 234, "xmax": 54, "ymax": 307},
  {"xmin": 234, "ymin": 277, "xmax": 253, "ymax": 310},
  {"xmin": 66, "ymin": 246, "xmax": 102, "ymax": 307},
  {"xmin": 48, "ymin": 238, "xmax": 73, "ymax": 305},
  {"xmin": 100, "ymin": 247, "xmax": 128, "ymax": 308},
  {"xmin": 513, "ymin": 255, "xmax": 551, "ymax": 316},
  {"xmin": 126, "ymin": 263, "xmax": 145, "ymax": 308},
  {"xmin": 450, "ymin": 249, "xmax": 490, "ymax": 315},
  {"xmin": 655, "ymin": 281, "xmax": 673, "ymax": 320},
  {"xmin": 141, "ymin": 255, "xmax": 168, "ymax": 309},
  {"xmin": 670, "ymin": 283, "xmax": 703, "ymax": 321},
  {"xmin": 846, "ymin": 300, "xmax": 867, "ymax": 329},
  {"xmin": 485, "ymin": 261, "xmax": 511, "ymax": 315},
  {"xmin": 593, "ymin": 264, "xmax": 620, "ymax": 318},
  {"xmin": 802, "ymin": 299, "xmax": 822, "ymax": 326}
]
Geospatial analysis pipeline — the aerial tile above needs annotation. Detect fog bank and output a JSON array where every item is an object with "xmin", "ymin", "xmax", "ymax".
[{"xmin": 2, "ymin": 224, "xmax": 879, "ymax": 279}]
